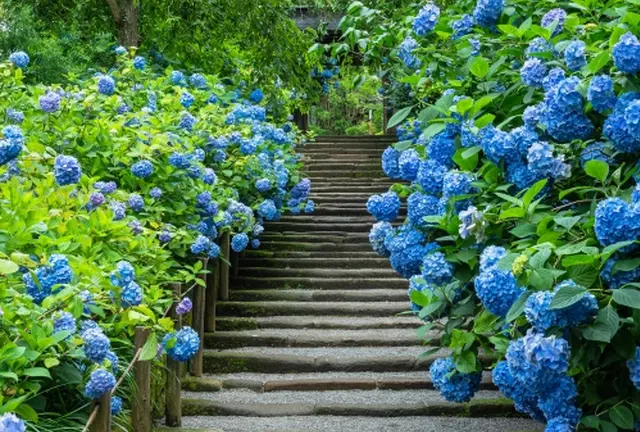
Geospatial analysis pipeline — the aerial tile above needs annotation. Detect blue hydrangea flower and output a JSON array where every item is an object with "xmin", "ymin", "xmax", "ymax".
[
  {"xmin": 110, "ymin": 201, "xmax": 126, "ymax": 221},
  {"xmin": 443, "ymin": 170, "xmax": 474, "ymax": 199},
  {"xmin": 521, "ymin": 58, "xmax": 547, "ymax": 87},
  {"xmin": 564, "ymin": 40, "xmax": 586, "ymax": 71},
  {"xmin": 541, "ymin": 8, "xmax": 566, "ymax": 36},
  {"xmin": 97, "ymin": 75, "xmax": 116, "ymax": 95},
  {"xmin": 407, "ymin": 192, "xmax": 443, "ymax": 228},
  {"xmin": 422, "ymin": 251, "xmax": 453, "ymax": 285},
  {"xmin": 191, "ymin": 235, "xmax": 212, "ymax": 254},
  {"xmin": 398, "ymin": 149, "xmax": 421, "ymax": 181},
  {"xmin": 149, "ymin": 187, "xmax": 162, "ymax": 199},
  {"xmin": 179, "ymin": 112, "xmax": 197, "ymax": 130},
  {"xmin": 480, "ymin": 246, "xmax": 507, "ymax": 272},
  {"xmin": 509, "ymin": 126, "xmax": 539, "ymax": 158},
  {"xmin": 385, "ymin": 226, "xmax": 438, "ymax": 278},
  {"xmin": 111, "ymin": 396, "xmax": 123, "ymax": 415},
  {"xmin": 473, "ymin": 0, "xmax": 503, "ymax": 28},
  {"xmin": 9, "ymin": 51, "xmax": 29, "ymax": 68},
  {"xmin": 231, "ymin": 233, "xmax": 249, "ymax": 252},
  {"xmin": 163, "ymin": 326, "xmax": 200, "ymax": 361},
  {"xmin": 83, "ymin": 328, "xmax": 110, "ymax": 363},
  {"xmin": 121, "ymin": 282, "xmax": 142, "ymax": 307},
  {"xmin": 133, "ymin": 56, "xmax": 146, "ymax": 70},
  {"xmin": 369, "ymin": 221, "xmax": 393, "ymax": 257},
  {"xmin": 0, "ymin": 413, "xmax": 26, "ymax": 432},
  {"xmin": 304, "ymin": 200, "xmax": 315, "ymax": 213},
  {"xmin": 290, "ymin": 178, "xmax": 311, "ymax": 200},
  {"xmin": 40, "ymin": 91, "xmax": 61, "ymax": 113},
  {"xmin": 537, "ymin": 375, "xmax": 582, "ymax": 426},
  {"xmin": 131, "ymin": 161, "xmax": 153, "ymax": 179},
  {"xmin": 625, "ymin": 100, "xmax": 640, "ymax": 140},
  {"xmin": 114, "ymin": 46, "xmax": 127, "ymax": 55},
  {"xmin": 398, "ymin": 37, "xmax": 421, "ymax": 69},
  {"xmin": 416, "ymin": 159, "xmax": 447, "ymax": 195},
  {"xmin": 95, "ymin": 181, "xmax": 117, "ymax": 195},
  {"xmin": 171, "ymin": 70, "xmax": 185, "ymax": 85},
  {"xmin": 451, "ymin": 14, "xmax": 474, "ymax": 39},
  {"xmin": 258, "ymin": 199, "xmax": 278, "ymax": 220},
  {"xmin": 366, "ymin": 191, "xmax": 401, "ymax": 222},
  {"xmin": 85, "ymin": 369, "xmax": 116, "ymax": 399},
  {"xmin": 0, "ymin": 126, "xmax": 23, "ymax": 166},
  {"xmin": 430, "ymin": 357, "xmax": 482, "ymax": 402},
  {"xmin": 594, "ymin": 198, "xmax": 636, "ymax": 247},
  {"xmin": 587, "ymin": 75, "xmax": 616, "ymax": 113},
  {"xmin": 628, "ymin": 347, "xmax": 640, "ymax": 390},
  {"xmin": 22, "ymin": 254, "xmax": 73, "ymax": 304},
  {"xmin": 189, "ymin": 73, "xmax": 207, "ymax": 89},
  {"xmin": 105, "ymin": 350, "xmax": 119, "ymax": 374},
  {"xmin": 580, "ymin": 142, "xmax": 614, "ymax": 167},
  {"xmin": 493, "ymin": 361, "xmax": 544, "ymax": 421},
  {"xmin": 256, "ymin": 178, "xmax": 271, "ymax": 192},
  {"xmin": 54, "ymin": 155, "xmax": 82, "ymax": 186},
  {"xmin": 180, "ymin": 91, "xmax": 195, "ymax": 109},
  {"xmin": 427, "ymin": 132, "xmax": 455, "ymax": 168},
  {"xmin": 526, "ymin": 37, "xmax": 555, "ymax": 59},
  {"xmin": 176, "ymin": 297, "xmax": 193, "ymax": 315},
  {"xmin": 540, "ymin": 77, "xmax": 594, "ymax": 143},
  {"xmin": 613, "ymin": 32, "xmax": 640, "ymax": 75},
  {"xmin": 475, "ymin": 267, "xmax": 524, "ymax": 317},
  {"xmin": 522, "ymin": 105, "xmax": 541, "ymax": 128},
  {"xmin": 6, "ymin": 108, "xmax": 24, "ymax": 124},
  {"xmin": 250, "ymin": 239, "xmax": 260, "ymax": 249},
  {"xmin": 542, "ymin": 68, "xmax": 565, "ymax": 92},
  {"xmin": 413, "ymin": 3, "xmax": 440, "ymax": 36},
  {"xmin": 604, "ymin": 92, "xmax": 640, "ymax": 153},
  {"xmin": 53, "ymin": 311, "xmax": 76, "ymax": 335},
  {"xmin": 127, "ymin": 194, "xmax": 144, "ymax": 212},
  {"xmin": 250, "ymin": 89, "xmax": 264, "ymax": 103},
  {"xmin": 111, "ymin": 261, "xmax": 135, "ymax": 287},
  {"xmin": 527, "ymin": 142, "xmax": 571, "ymax": 181},
  {"xmin": 382, "ymin": 146, "xmax": 401, "ymax": 179},
  {"xmin": 480, "ymin": 126, "xmax": 516, "ymax": 164},
  {"xmin": 545, "ymin": 418, "xmax": 573, "ymax": 432},
  {"xmin": 600, "ymin": 256, "xmax": 640, "ymax": 289}
]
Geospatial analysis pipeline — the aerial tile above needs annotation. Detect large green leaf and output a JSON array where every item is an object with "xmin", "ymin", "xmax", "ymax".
[{"xmin": 387, "ymin": 106, "xmax": 414, "ymax": 129}]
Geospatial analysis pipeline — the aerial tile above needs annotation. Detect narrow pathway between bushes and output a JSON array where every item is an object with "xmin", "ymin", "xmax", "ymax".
[{"xmin": 170, "ymin": 136, "xmax": 542, "ymax": 432}]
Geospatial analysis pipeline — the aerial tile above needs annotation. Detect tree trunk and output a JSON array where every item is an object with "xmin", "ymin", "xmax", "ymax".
[{"xmin": 105, "ymin": 0, "xmax": 141, "ymax": 47}]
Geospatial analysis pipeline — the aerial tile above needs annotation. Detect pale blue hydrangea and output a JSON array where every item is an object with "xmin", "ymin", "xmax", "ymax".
[
  {"xmin": 473, "ymin": 0, "xmax": 503, "ymax": 28},
  {"xmin": 542, "ymin": 68, "xmax": 565, "ymax": 92},
  {"xmin": 6, "ymin": 108, "xmax": 24, "ymax": 124},
  {"xmin": 9, "ymin": 51, "xmax": 29, "ymax": 68},
  {"xmin": 520, "ymin": 58, "xmax": 547, "ymax": 87},
  {"xmin": 526, "ymin": 37, "xmax": 555, "ymax": 59},
  {"xmin": 451, "ymin": 15, "xmax": 474, "ymax": 39},
  {"xmin": 564, "ymin": 40, "xmax": 586, "ymax": 71},
  {"xmin": 398, "ymin": 37, "xmax": 422, "ymax": 69},
  {"xmin": 527, "ymin": 142, "xmax": 571, "ymax": 181},
  {"xmin": 258, "ymin": 199, "xmax": 278, "ymax": 220},
  {"xmin": 422, "ymin": 251, "xmax": 453, "ymax": 285},
  {"xmin": 97, "ymin": 75, "xmax": 116, "ymax": 95},
  {"xmin": 163, "ymin": 326, "xmax": 200, "ymax": 361},
  {"xmin": 427, "ymin": 132, "xmax": 455, "ymax": 168},
  {"xmin": 625, "ymin": 100, "xmax": 640, "ymax": 140},
  {"xmin": 541, "ymin": 9, "xmax": 566, "ymax": 36},
  {"xmin": 85, "ymin": 369, "xmax": 116, "ymax": 399},
  {"xmin": 407, "ymin": 192, "xmax": 444, "ymax": 228},
  {"xmin": 54, "ymin": 155, "xmax": 82, "ymax": 186},
  {"xmin": 231, "ymin": 233, "xmax": 249, "ymax": 252},
  {"xmin": 133, "ymin": 56, "xmax": 146, "ymax": 70},
  {"xmin": 111, "ymin": 396, "xmax": 123, "ymax": 415},
  {"xmin": 416, "ymin": 159, "xmax": 447, "ymax": 194},
  {"xmin": 613, "ymin": 32, "xmax": 640, "ymax": 75},
  {"xmin": 430, "ymin": 357, "xmax": 482, "ymax": 402},
  {"xmin": 131, "ymin": 160, "xmax": 153, "ymax": 178},
  {"xmin": 127, "ymin": 193, "xmax": 144, "ymax": 212},
  {"xmin": 413, "ymin": 3, "xmax": 440, "ymax": 36},
  {"xmin": 587, "ymin": 75, "xmax": 616, "ymax": 113},
  {"xmin": 398, "ymin": 149, "xmax": 421, "ymax": 181},
  {"xmin": 0, "ymin": 413, "xmax": 26, "ymax": 432},
  {"xmin": 382, "ymin": 146, "xmax": 401, "ymax": 179},
  {"xmin": 366, "ymin": 191, "xmax": 401, "ymax": 221},
  {"xmin": 40, "ymin": 91, "xmax": 61, "ymax": 113},
  {"xmin": 54, "ymin": 311, "xmax": 76, "ymax": 335},
  {"xmin": 83, "ymin": 328, "xmax": 110, "ymax": 363},
  {"xmin": 189, "ymin": 73, "xmax": 207, "ymax": 89},
  {"xmin": 180, "ymin": 91, "xmax": 195, "ymax": 109},
  {"xmin": 171, "ymin": 70, "xmax": 186, "ymax": 85},
  {"xmin": 475, "ymin": 267, "xmax": 524, "ymax": 317},
  {"xmin": 369, "ymin": 221, "xmax": 393, "ymax": 257},
  {"xmin": 121, "ymin": 281, "xmax": 142, "ymax": 307}
]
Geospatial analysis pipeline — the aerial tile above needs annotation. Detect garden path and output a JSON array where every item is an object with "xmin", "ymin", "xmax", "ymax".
[{"xmin": 168, "ymin": 136, "xmax": 542, "ymax": 432}]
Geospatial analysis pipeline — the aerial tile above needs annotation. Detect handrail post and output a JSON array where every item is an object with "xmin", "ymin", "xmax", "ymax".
[
  {"xmin": 205, "ymin": 258, "xmax": 219, "ymax": 332},
  {"xmin": 190, "ymin": 260, "xmax": 206, "ymax": 377},
  {"xmin": 231, "ymin": 251, "xmax": 240, "ymax": 278},
  {"xmin": 165, "ymin": 283, "xmax": 182, "ymax": 427},
  {"xmin": 132, "ymin": 327, "xmax": 151, "ymax": 432},
  {"xmin": 90, "ymin": 393, "xmax": 111, "ymax": 432},
  {"xmin": 219, "ymin": 232, "xmax": 230, "ymax": 301}
]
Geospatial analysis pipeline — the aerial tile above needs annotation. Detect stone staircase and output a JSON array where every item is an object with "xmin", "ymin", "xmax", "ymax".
[{"xmin": 166, "ymin": 136, "xmax": 542, "ymax": 432}]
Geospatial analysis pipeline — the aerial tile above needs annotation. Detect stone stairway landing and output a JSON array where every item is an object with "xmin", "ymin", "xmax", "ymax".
[{"xmin": 172, "ymin": 135, "xmax": 542, "ymax": 432}]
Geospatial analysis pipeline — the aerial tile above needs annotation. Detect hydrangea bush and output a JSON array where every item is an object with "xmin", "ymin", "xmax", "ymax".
[
  {"xmin": 339, "ymin": 0, "xmax": 640, "ymax": 430},
  {"xmin": 0, "ymin": 48, "xmax": 310, "ymax": 428}
]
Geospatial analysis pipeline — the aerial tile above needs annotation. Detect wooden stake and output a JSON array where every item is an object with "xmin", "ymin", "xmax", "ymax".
[
  {"xmin": 132, "ymin": 327, "xmax": 151, "ymax": 432},
  {"xmin": 165, "ymin": 283, "xmax": 182, "ymax": 427}
]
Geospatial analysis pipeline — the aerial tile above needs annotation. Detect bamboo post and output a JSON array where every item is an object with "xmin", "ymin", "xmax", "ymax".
[
  {"xmin": 90, "ymin": 393, "xmax": 111, "ymax": 432},
  {"xmin": 219, "ymin": 232, "xmax": 230, "ymax": 301},
  {"xmin": 190, "ymin": 261, "xmax": 206, "ymax": 377},
  {"xmin": 205, "ymin": 258, "xmax": 219, "ymax": 332},
  {"xmin": 132, "ymin": 327, "xmax": 151, "ymax": 432},
  {"xmin": 165, "ymin": 283, "xmax": 182, "ymax": 427}
]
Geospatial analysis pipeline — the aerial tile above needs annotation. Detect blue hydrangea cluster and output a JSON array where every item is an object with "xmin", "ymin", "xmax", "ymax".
[
  {"xmin": 9, "ymin": 51, "xmax": 29, "ymax": 68},
  {"xmin": 85, "ymin": 369, "xmax": 116, "ymax": 399},
  {"xmin": 407, "ymin": 192, "xmax": 443, "ymax": 228},
  {"xmin": 6, "ymin": 108, "xmax": 24, "ymax": 124},
  {"xmin": 594, "ymin": 198, "xmax": 638, "ymax": 248},
  {"xmin": 256, "ymin": 178, "xmax": 271, "ymax": 192},
  {"xmin": 385, "ymin": 226, "xmax": 438, "ymax": 278},
  {"xmin": 473, "ymin": 0, "xmax": 503, "ymax": 28},
  {"xmin": 541, "ymin": 8, "xmax": 566, "ymax": 36},
  {"xmin": 131, "ymin": 160, "xmax": 153, "ymax": 178},
  {"xmin": 564, "ymin": 40, "xmax": 586, "ymax": 71},
  {"xmin": 82, "ymin": 328, "xmax": 111, "ymax": 363},
  {"xmin": 227, "ymin": 104, "xmax": 266, "ymax": 124},
  {"xmin": 580, "ymin": 142, "xmax": 614, "ymax": 167},
  {"xmin": 23, "ymin": 254, "xmax": 73, "ymax": 304},
  {"xmin": 202, "ymin": 168, "xmax": 217, "ymax": 185},
  {"xmin": 524, "ymin": 280, "xmax": 597, "ymax": 331},
  {"xmin": 526, "ymin": 37, "xmax": 555, "ymax": 59},
  {"xmin": 232, "ymin": 233, "xmax": 249, "ymax": 252},
  {"xmin": 250, "ymin": 89, "xmax": 264, "ymax": 103},
  {"xmin": 0, "ymin": 413, "xmax": 26, "ymax": 432},
  {"xmin": 367, "ymin": 191, "xmax": 401, "ymax": 222},
  {"xmin": 162, "ymin": 326, "xmax": 200, "ymax": 361},
  {"xmin": 398, "ymin": 149, "xmax": 421, "ymax": 181},
  {"xmin": 382, "ymin": 146, "xmax": 401, "ymax": 179},
  {"xmin": 189, "ymin": 73, "xmax": 207, "ymax": 89},
  {"xmin": 110, "ymin": 201, "xmax": 126, "ymax": 221},
  {"xmin": 475, "ymin": 246, "xmax": 523, "ymax": 317},
  {"xmin": 304, "ymin": 200, "xmax": 315, "ymax": 214},
  {"xmin": 416, "ymin": 159, "xmax": 447, "ymax": 194},
  {"xmin": 542, "ymin": 68, "xmax": 565, "ymax": 92},
  {"xmin": 111, "ymin": 396, "xmax": 123, "ymax": 415},
  {"xmin": 628, "ymin": 347, "xmax": 640, "ymax": 390},
  {"xmin": 179, "ymin": 111, "xmax": 197, "ymax": 130},
  {"xmin": 430, "ymin": 357, "xmax": 482, "ymax": 402},
  {"xmin": 39, "ymin": 91, "xmax": 61, "ymax": 113},
  {"xmin": 369, "ymin": 221, "xmax": 393, "ymax": 257},
  {"xmin": 540, "ymin": 76, "xmax": 594, "ymax": 143},
  {"xmin": 451, "ymin": 14, "xmax": 474, "ymax": 39},
  {"xmin": 625, "ymin": 100, "xmax": 640, "ymax": 140},
  {"xmin": 422, "ymin": 251, "xmax": 453, "ymax": 285},
  {"xmin": 290, "ymin": 178, "xmax": 311, "ymax": 200},
  {"xmin": 171, "ymin": 70, "xmax": 185, "ymax": 85},
  {"xmin": 408, "ymin": 275, "xmax": 434, "ymax": 313},
  {"xmin": 190, "ymin": 235, "xmax": 220, "ymax": 258},
  {"xmin": 587, "ymin": 75, "xmax": 616, "ymax": 113},
  {"xmin": 258, "ymin": 199, "xmax": 278, "ymax": 220},
  {"xmin": 133, "ymin": 56, "xmax": 146, "ymax": 70},
  {"xmin": 53, "ymin": 311, "xmax": 76, "ymax": 335},
  {"xmin": 398, "ymin": 37, "xmax": 421, "ymax": 69},
  {"xmin": 520, "ymin": 59, "xmax": 547, "ymax": 87},
  {"xmin": 0, "ymin": 125, "xmax": 23, "ymax": 166},
  {"xmin": 180, "ymin": 91, "xmax": 195, "ymax": 108},
  {"xmin": 600, "ymin": 255, "xmax": 640, "ymax": 289},
  {"xmin": 442, "ymin": 170, "xmax": 474, "ymax": 202},
  {"xmin": 413, "ymin": 3, "xmax": 440, "ymax": 36},
  {"xmin": 128, "ymin": 193, "xmax": 144, "ymax": 212},
  {"xmin": 97, "ymin": 75, "xmax": 116, "ymax": 95},
  {"xmin": 54, "ymin": 155, "xmax": 82, "ymax": 186},
  {"xmin": 176, "ymin": 297, "xmax": 193, "ymax": 315},
  {"xmin": 603, "ymin": 92, "xmax": 640, "ymax": 152},
  {"xmin": 613, "ymin": 32, "xmax": 640, "ymax": 75},
  {"xmin": 527, "ymin": 142, "xmax": 570, "ymax": 181},
  {"xmin": 109, "ymin": 261, "xmax": 143, "ymax": 307},
  {"xmin": 95, "ymin": 181, "xmax": 117, "ymax": 194},
  {"xmin": 426, "ymin": 132, "xmax": 455, "ymax": 168}
]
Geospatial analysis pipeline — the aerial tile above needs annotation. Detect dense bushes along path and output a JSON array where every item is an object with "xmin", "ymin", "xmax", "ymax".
[{"xmin": 158, "ymin": 136, "xmax": 541, "ymax": 432}]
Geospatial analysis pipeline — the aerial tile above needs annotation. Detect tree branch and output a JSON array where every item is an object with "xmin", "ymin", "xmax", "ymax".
[{"xmin": 105, "ymin": 0, "xmax": 122, "ymax": 24}]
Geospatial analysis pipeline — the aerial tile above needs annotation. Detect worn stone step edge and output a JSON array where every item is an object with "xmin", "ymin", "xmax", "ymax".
[
  {"xmin": 217, "ymin": 301, "xmax": 408, "ymax": 317},
  {"xmin": 228, "ymin": 289, "xmax": 405, "ymax": 302},
  {"xmin": 243, "ymin": 251, "xmax": 382, "ymax": 259},
  {"xmin": 215, "ymin": 316, "xmax": 421, "ymax": 331},
  {"xmin": 237, "ymin": 258, "xmax": 391, "ymax": 269},
  {"xmin": 235, "ymin": 268, "xmax": 399, "ymax": 278},
  {"xmin": 230, "ymin": 277, "xmax": 406, "ymax": 289},
  {"xmin": 181, "ymin": 398, "xmax": 518, "ymax": 418}
]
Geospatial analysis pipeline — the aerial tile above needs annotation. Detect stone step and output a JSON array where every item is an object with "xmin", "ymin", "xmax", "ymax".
[
  {"xmin": 301, "ymin": 156, "xmax": 383, "ymax": 164},
  {"xmin": 306, "ymin": 163, "xmax": 381, "ymax": 172},
  {"xmin": 228, "ymin": 289, "xmax": 407, "ymax": 302},
  {"xmin": 217, "ymin": 301, "xmax": 408, "ymax": 317},
  {"xmin": 202, "ymin": 347, "xmax": 442, "ymax": 374},
  {"xmin": 308, "ymin": 176, "xmax": 392, "ymax": 183},
  {"xmin": 183, "ymin": 371, "xmax": 495, "ymax": 393},
  {"xmin": 230, "ymin": 277, "xmax": 405, "ymax": 290},
  {"xmin": 307, "ymin": 171, "xmax": 382, "ymax": 179},
  {"xmin": 309, "ymin": 178, "xmax": 396, "ymax": 185},
  {"xmin": 181, "ymin": 389, "xmax": 515, "ymax": 417},
  {"xmin": 256, "ymin": 242, "xmax": 373, "ymax": 252},
  {"xmin": 236, "ymin": 268, "xmax": 399, "ymax": 279},
  {"xmin": 315, "ymin": 135, "xmax": 397, "ymax": 141},
  {"xmin": 161, "ymin": 415, "xmax": 542, "ymax": 432},
  {"xmin": 272, "ymin": 215, "xmax": 375, "ymax": 223},
  {"xmin": 203, "ymin": 328, "xmax": 431, "ymax": 349},
  {"xmin": 238, "ymin": 258, "xmax": 390, "ymax": 269},
  {"xmin": 306, "ymin": 200, "xmax": 370, "ymax": 208},
  {"xmin": 243, "ymin": 251, "xmax": 381, "ymax": 259},
  {"xmin": 306, "ymin": 143, "xmax": 391, "ymax": 150},
  {"xmin": 305, "ymin": 207, "xmax": 372, "ymax": 216},
  {"xmin": 312, "ymin": 185, "xmax": 393, "ymax": 193},
  {"xmin": 215, "ymin": 316, "xmax": 422, "ymax": 331},
  {"xmin": 259, "ymin": 232, "xmax": 370, "ymax": 242},
  {"xmin": 262, "ymin": 222, "xmax": 372, "ymax": 233}
]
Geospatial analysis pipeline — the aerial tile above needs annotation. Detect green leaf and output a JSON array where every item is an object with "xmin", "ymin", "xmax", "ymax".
[
  {"xmin": 567, "ymin": 265, "xmax": 600, "ymax": 287},
  {"xmin": 507, "ymin": 291, "xmax": 532, "ymax": 322},
  {"xmin": 587, "ymin": 51, "xmax": 610, "ymax": 75},
  {"xmin": 610, "ymin": 405, "xmax": 634, "ymax": 430},
  {"xmin": 554, "ymin": 216, "xmax": 581, "ymax": 231},
  {"xmin": 453, "ymin": 350, "xmax": 477, "ymax": 374},
  {"xmin": 499, "ymin": 207, "xmax": 526, "ymax": 220},
  {"xmin": 561, "ymin": 254, "xmax": 595, "ymax": 267},
  {"xmin": 612, "ymin": 258, "xmax": 640, "ymax": 274},
  {"xmin": 582, "ymin": 305, "xmax": 620, "ymax": 343},
  {"xmin": 584, "ymin": 160, "xmax": 609, "ymax": 183},
  {"xmin": 0, "ymin": 259, "xmax": 19, "ymax": 275},
  {"xmin": 421, "ymin": 123, "xmax": 447, "ymax": 139},
  {"xmin": 612, "ymin": 288, "xmax": 640, "ymax": 309},
  {"xmin": 581, "ymin": 415, "xmax": 600, "ymax": 429},
  {"xmin": 22, "ymin": 367, "xmax": 52, "ymax": 379},
  {"xmin": 469, "ymin": 56, "xmax": 489, "ymax": 78},
  {"xmin": 529, "ymin": 247, "xmax": 552, "ymax": 268},
  {"xmin": 394, "ymin": 140, "xmax": 412, "ymax": 151},
  {"xmin": 387, "ymin": 106, "xmax": 414, "ymax": 129},
  {"xmin": 530, "ymin": 268, "xmax": 555, "ymax": 291},
  {"xmin": 523, "ymin": 179, "xmax": 547, "ymax": 208},
  {"xmin": 549, "ymin": 284, "xmax": 587, "ymax": 309},
  {"xmin": 600, "ymin": 420, "xmax": 618, "ymax": 432},
  {"xmin": 139, "ymin": 333, "xmax": 159, "ymax": 361}
]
